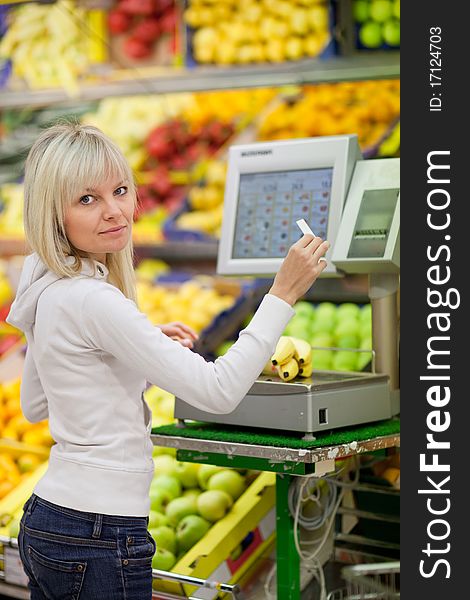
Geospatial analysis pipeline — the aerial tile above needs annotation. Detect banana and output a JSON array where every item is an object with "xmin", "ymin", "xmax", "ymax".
[
  {"xmin": 276, "ymin": 357, "xmax": 299, "ymax": 382},
  {"xmin": 271, "ymin": 336, "xmax": 295, "ymax": 366},
  {"xmin": 290, "ymin": 336, "xmax": 312, "ymax": 364},
  {"xmin": 298, "ymin": 359, "xmax": 313, "ymax": 378}
]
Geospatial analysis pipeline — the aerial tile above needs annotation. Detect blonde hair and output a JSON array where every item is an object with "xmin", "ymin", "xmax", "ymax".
[{"xmin": 24, "ymin": 122, "xmax": 137, "ymax": 302}]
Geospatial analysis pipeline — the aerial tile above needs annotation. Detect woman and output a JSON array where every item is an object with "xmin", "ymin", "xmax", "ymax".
[{"xmin": 7, "ymin": 123, "xmax": 329, "ymax": 599}]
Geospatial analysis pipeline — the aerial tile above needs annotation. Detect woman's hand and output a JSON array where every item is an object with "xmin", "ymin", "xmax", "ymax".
[
  {"xmin": 269, "ymin": 234, "xmax": 330, "ymax": 306},
  {"xmin": 158, "ymin": 322, "xmax": 199, "ymax": 349}
]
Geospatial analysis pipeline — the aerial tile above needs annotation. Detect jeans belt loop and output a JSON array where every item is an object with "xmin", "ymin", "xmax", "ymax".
[
  {"xmin": 92, "ymin": 513, "xmax": 103, "ymax": 538},
  {"xmin": 27, "ymin": 495, "xmax": 38, "ymax": 516}
]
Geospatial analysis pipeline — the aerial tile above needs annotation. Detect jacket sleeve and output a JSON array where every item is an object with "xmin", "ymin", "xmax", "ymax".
[
  {"xmin": 81, "ymin": 288, "xmax": 295, "ymax": 415},
  {"xmin": 21, "ymin": 347, "xmax": 49, "ymax": 423}
]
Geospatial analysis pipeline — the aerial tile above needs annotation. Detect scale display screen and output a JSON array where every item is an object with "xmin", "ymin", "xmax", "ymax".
[
  {"xmin": 232, "ymin": 168, "xmax": 333, "ymax": 259},
  {"xmin": 347, "ymin": 188, "xmax": 399, "ymax": 259}
]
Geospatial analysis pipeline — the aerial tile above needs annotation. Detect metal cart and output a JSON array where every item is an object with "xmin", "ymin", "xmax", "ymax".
[{"xmin": 328, "ymin": 561, "xmax": 400, "ymax": 600}]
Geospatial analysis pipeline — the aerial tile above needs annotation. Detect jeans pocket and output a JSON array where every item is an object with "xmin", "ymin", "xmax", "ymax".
[
  {"xmin": 28, "ymin": 545, "xmax": 86, "ymax": 600},
  {"xmin": 125, "ymin": 532, "xmax": 156, "ymax": 560}
]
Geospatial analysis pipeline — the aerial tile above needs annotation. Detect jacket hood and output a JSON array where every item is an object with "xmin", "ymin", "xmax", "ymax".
[{"xmin": 6, "ymin": 253, "xmax": 108, "ymax": 334}]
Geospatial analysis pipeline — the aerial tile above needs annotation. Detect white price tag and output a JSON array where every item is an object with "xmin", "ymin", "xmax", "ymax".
[{"xmin": 4, "ymin": 546, "xmax": 29, "ymax": 587}]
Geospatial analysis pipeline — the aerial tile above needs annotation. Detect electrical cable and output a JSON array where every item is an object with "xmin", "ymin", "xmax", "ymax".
[{"xmin": 264, "ymin": 458, "xmax": 360, "ymax": 599}]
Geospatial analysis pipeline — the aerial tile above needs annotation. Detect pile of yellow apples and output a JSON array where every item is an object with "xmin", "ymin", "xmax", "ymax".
[
  {"xmin": 0, "ymin": 377, "xmax": 53, "ymax": 449},
  {"xmin": 136, "ymin": 277, "xmax": 236, "ymax": 333},
  {"xmin": 176, "ymin": 160, "xmax": 227, "ymax": 237},
  {"xmin": 0, "ymin": 451, "xmax": 45, "ymax": 500},
  {"xmin": 185, "ymin": 0, "xmax": 332, "ymax": 64}
]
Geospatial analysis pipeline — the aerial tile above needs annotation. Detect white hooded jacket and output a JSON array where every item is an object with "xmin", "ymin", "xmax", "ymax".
[{"xmin": 7, "ymin": 253, "xmax": 294, "ymax": 516}]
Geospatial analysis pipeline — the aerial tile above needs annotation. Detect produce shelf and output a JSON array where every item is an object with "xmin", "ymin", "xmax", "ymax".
[{"xmin": 0, "ymin": 53, "xmax": 399, "ymax": 109}]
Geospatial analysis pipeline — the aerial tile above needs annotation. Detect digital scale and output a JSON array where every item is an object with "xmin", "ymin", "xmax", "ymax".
[{"xmin": 175, "ymin": 135, "xmax": 400, "ymax": 438}]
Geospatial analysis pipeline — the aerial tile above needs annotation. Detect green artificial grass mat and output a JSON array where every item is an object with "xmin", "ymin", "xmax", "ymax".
[{"xmin": 152, "ymin": 418, "xmax": 400, "ymax": 449}]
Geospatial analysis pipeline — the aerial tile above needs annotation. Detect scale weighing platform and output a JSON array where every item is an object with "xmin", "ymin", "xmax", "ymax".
[
  {"xmin": 175, "ymin": 135, "xmax": 400, "ymax": 436},
  {"xmin": 176, "ymin": 371, "xmax": 394, "ymax": 440}
]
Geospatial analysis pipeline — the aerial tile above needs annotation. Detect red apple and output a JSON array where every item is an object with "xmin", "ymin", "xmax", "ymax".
[
  {"xmin": 123, "ymin": 37, "xmax": 153, "ymax": 59},
  {"xmin": 132, "ymin": 18, "xmax": 161, "ymax": 43},
  {"xmin": 108, "ymin": 10, "xmax": 132, "ymax": 34}
]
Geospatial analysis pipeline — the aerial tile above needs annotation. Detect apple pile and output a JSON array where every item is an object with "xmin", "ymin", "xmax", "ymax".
[
  {"xmin": 184, "ymin": 0, "xmax": 331, "ymax": 64},
  {"xmin": 176, "ymin": 160, "xmax": 227, "ymax": 238},
  {"xmin": 283, "ymin": 301, "xmax": 373, "ymax": 372},
  {"xmin": 136, "ymin": 278, "xmax": 235, "ymax": 333},
  {"xmin": 353, "ymin": 0, "xmax": 400, "ymax": 49},
  {"xmin": 149, "ymin": 452, "xmax": 253, "ymax": 570},
  {"xmin": 107, "ymin": 0, "xmax": 177, "ymax": 60}
]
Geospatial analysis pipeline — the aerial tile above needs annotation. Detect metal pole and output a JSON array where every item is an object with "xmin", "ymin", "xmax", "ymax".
[{"xmin": 369, "ymin": 273, "xmax": 400, "ymax": 390}]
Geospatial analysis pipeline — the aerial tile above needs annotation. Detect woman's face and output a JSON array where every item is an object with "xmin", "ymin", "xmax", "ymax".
[{"xmin": 64, "ymin": 178, "xmax": 135, "ymax": 264}]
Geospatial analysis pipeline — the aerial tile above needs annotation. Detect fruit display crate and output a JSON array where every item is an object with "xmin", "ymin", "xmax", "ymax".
[
  {"xmin": 151, "ymin": 272, "xmax": 265, "ymax": 358},
  {"xmin": 153, "ymin": 471, "xmax": 276, "ymax": 598},
  {"xmin": 183, "ymin": 0, "xmax": 338, "ymax": 68}
]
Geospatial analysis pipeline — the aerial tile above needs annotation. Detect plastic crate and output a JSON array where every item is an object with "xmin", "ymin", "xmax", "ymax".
[{"xmin": 153, "ymin": 472, "xmax": 276, "ymax": 597}]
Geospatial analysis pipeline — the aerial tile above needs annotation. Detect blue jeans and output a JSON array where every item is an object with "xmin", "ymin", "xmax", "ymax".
[{"xmin": 19, "ymin": 494, "xmax": 156, "ymax": 600}]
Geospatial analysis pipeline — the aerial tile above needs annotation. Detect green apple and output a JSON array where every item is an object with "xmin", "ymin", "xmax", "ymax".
[
  {"xmin": 332, "ymin": 351, "xmax": 358, "ymax": 372},
  {"xmin": 360, "ymin": 335, "xmax": 372, "ymax": 350},
  {"xmin": 310, "ymin": 317, "xmax": 334, "ymax": 336},
  {"xmin": 150, "ymin": 488, "xmax": 173, "ymax": 514},
  {"xmin": 336, "ymin": 335, "xmax": 360, "ymax": 350},
  {"xmin": 353, "ymin": 0, "xmax": 370, "ymax": 23},
  {"xmin": 335, "ymin": 318, "xmax": 360, "ymax": 337},
  {"xmin": 293, "ymin": 301, "xmax": 315, "ymax": 320},
  {"xmin": 287, "ymin": 318, "xmax": 312, "ymax": 341},
  {"xmin": 311, "ymin": 333, "xmax": 334, "ymax": 348},
  {"xmin": 150, "ymin": 525, "xmax": 177, "ymax": 554},
  {"xmin": 183, "ymin": 488, "xmax": 202, "ymax": 501},
  {"xmin": 151, "ymin": 474, "xmax": 182, "ymax": 500},
  {"xmin": 370, "ymin": 0, "xmax": 392, "ymax": 22},
  {"xmin": 315, "ymin": 302, "xmax": 337, "ymax": 321},
  {"xmin": 152, "ymin": 547, "xmax": 176, "ymax": 571},
  {"xmin": 208, "ymin": 469, "xmax": 246, "ymax": 501},
  {"xmin": 383, "ymin": 19, "xmax": 400, "ymax": 46},
  {"xmin": 166, "ymin": 497, "xmax": 198, "ymax": 526},
  {"xmin": 153, "ymin": 454, "xmax": 178, "ymax": 477},
  {"xmin": 313, "ymin": 349, "xmax": 333, "ymax": 370},
  {"xmin": 360, "ymin": 319, "xmax": 372, "ymax": 338},
  {"xmin": 336, "ymin": 303, "xmax": 360, "ymax": 321},
  {"xmin": 197, "ymin": 465, "xmax": 224, "ymax": 489},
  {"xmin": 359, "ymin": 21, "xmax": 383, "ymax": 48},
  {"xmin": 197, "ymin": 490, "xmax": 233, "ymax": 522},
  {"xmin": 360, "ymin": 304, "xmax": 372, "ymax": 323},
  {"xmin": 392, "ymin": 0, "xmax": 400, "ymax": 19},
  {"xmin": 148, "ymin": 509, "xmax": 169, "ymax": 529},
  {"xmin": 152, "ymin": 446, "xmax": 177, "ymax": 458},
  {"xmin": 174, "ymin": 462, "xmax": 200, "ymax": 488},
  {"xmin": 176, "ymin": 515, "xmax": 211, "ymax": 552}
]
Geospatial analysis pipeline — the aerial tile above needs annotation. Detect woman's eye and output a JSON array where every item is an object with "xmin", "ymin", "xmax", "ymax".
[
  {"xmin": 79, "ymin": 195, "xmax": 94, "ymax": 205},
  {"xmin": 114, "ymin": 186, "xmax": 128, "ymax": 196}
]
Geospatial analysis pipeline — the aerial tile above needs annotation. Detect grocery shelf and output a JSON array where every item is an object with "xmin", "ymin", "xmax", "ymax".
[
  {"xmin": 0, "ymin": 238, "xmax": 219, "ymax": 260},
  {"xmin": 0, "ymin": 53, "xmax": 399, "ymax": 109}
]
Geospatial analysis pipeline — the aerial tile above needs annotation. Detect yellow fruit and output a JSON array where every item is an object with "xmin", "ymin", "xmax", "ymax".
[{"xmin": 17, "ymin": 453, "xmax": 43, "ymax": 474}]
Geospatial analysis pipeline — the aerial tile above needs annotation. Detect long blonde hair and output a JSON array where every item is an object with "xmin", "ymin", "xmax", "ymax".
[{"xmin": 24, "ymin": 122, "xmax": 137, "ymax": 302}]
